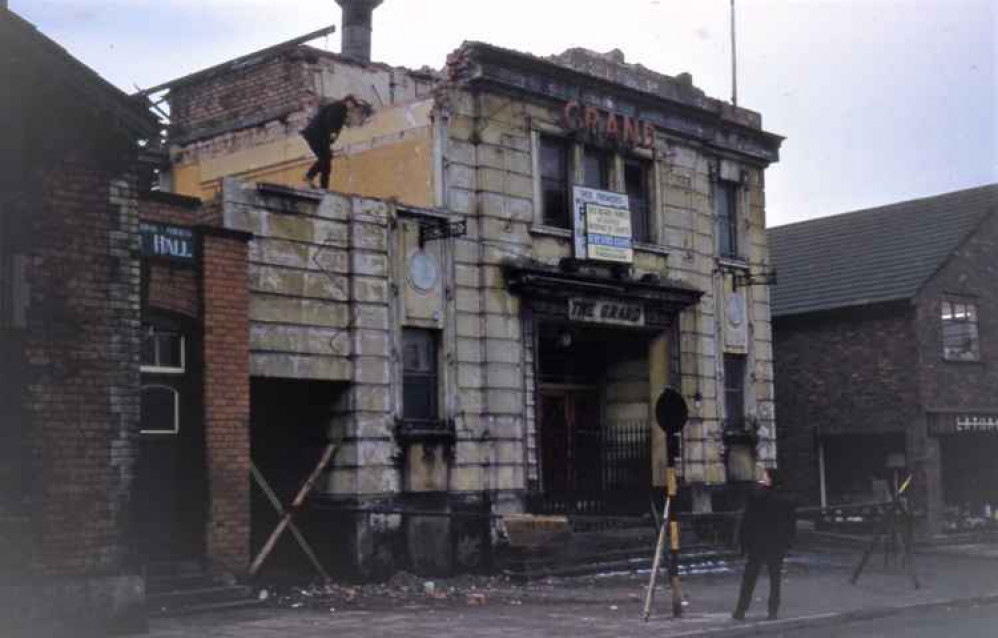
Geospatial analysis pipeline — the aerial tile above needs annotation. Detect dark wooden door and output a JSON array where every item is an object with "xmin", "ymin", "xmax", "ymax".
[
  {"xmin": 539, "ymin": 387, "xmax": 602, "ymax": 509},
  {"xmin": 133, "ymin": 325, "xmax": 206, "ymax": 564}
]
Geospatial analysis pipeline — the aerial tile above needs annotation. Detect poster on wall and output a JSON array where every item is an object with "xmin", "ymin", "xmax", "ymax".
[{"xmin": 572, "ymin": 186, "xmax": 633, "ymax": 263}]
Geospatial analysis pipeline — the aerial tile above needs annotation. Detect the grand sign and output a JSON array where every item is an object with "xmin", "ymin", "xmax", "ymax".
[
  {"xmin": 562, "ymin": 100, "xmax": 656, "ymax": 148},
  {"xmin": 569, "ymin": 298, "xmax": 644, "ymax": 327}
]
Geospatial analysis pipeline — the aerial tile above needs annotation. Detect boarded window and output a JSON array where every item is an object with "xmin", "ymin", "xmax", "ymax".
[
  {"xmin": 540, "ymin": 136, "xmax": 571, "ymax": 228},
  {"xmin": 402, "ymin": 328, "xmax": 438, "ymax": 421},
  {"xmin": 716, "ymin": 181, "xmax": 739, "ymax": 259},
  {"xmin": 942, "ymin": 298, "xmax": 980, "ymax": 361}
]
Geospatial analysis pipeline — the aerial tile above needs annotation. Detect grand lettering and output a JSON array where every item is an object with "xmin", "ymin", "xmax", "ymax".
[{"xmin": 562, "ymin": 100, "xmax": 656, "ymax": 148}]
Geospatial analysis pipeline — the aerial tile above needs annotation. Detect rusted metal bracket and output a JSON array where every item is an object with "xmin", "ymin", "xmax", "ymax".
[{"xmin": 418, "ymin": 220, "xmax": 466, "ymax": 247}]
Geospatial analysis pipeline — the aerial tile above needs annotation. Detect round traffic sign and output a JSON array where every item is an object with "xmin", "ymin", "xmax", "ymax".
[{"xmin": 655, "ymin": 387, "xmax": 688, "ymax": 435}]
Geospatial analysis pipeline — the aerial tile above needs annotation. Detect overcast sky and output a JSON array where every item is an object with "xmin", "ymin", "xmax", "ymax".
[{"xmin": 13, "ymin": 0, "xmax": 997, "ymax": 226}]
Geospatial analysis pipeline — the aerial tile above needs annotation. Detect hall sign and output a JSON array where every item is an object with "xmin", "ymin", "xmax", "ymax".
[
  {"xmin": 568, "ymin": 298, "xmax": 644, "ymax": 327},
  {"xmin": 562, "ymin": 100, "xmax": 656, "ymax": 149},
  {"xmin": 140, "ymin": 222, "xmax": 195, "ymax": 263},
  {"xmin": 573, "ymin": 187, "xmax": 633, "ymax": 263}
]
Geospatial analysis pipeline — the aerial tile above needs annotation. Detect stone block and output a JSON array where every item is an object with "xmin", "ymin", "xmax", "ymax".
[
  {"xmin": 484, "ymin": 362, "xmax": 522, "ymax": 389},
  {"xmin": 351, "ymin": 223, "xmax": 388, "ymax": 252},
  {"xmin": 354, "ymin": 357, "xmax": 391, "ymax": 384},
  {"xmin": 351, "ymin": 252, "xmax": 389, "ymax": 277},
  {"xmin": 486, "ymin": 389, "xmax": 523, "ymax": 414},
  {"xmin": 250, "ymin": 352, "xmax": 352, "ymax": 381},
  {"xmin": 455, "ymin": 288, "xmax": 481, "ymax": 313}
]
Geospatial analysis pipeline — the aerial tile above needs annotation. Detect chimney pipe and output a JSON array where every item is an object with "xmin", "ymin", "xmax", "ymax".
[{"xmin": 335, "ymin": 0, "xmax": 383, "ymax": 63}]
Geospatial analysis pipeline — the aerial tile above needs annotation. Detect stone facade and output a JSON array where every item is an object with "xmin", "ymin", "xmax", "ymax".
[{"xmin": 158, "ymin": 39, "xmax": 782, "ymax": 576}]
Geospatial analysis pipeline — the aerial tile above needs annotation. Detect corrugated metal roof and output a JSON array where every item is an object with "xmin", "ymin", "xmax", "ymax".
[{"xmin": 768, "ymin": 184, "xmax": 998, "ymax": 318}]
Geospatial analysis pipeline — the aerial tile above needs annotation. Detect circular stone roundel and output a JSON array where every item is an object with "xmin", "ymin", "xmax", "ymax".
[{"xmin": 408, "ymin": 250, "xmax": 439, "ymax": 293}]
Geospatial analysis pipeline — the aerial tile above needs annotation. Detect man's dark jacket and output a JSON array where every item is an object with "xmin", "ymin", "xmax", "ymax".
[
  {"xmin": 738, "ymin": 486, "xmax": 797, "ymax": 557},
  {"xmin": 302, "ymin": 101, "xmax": 349, "ymax": 152}
]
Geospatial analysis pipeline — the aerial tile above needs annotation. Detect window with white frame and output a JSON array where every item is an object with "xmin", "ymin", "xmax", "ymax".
[
  {"xmin": 942, "ymin": 298, "xmax": 980, "ymax": 361},
  {"xmin": 141, "ymin": 384, "xmax": 180, "ymax": 434},
  {"xmin": 141, "ymin": 324, "xmax": 185, "ymax": 373}
]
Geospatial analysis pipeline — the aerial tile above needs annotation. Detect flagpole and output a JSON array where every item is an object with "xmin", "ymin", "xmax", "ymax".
[{"xmin": 730, "ymin": 0, "xmax": 738, "ymax": 106}]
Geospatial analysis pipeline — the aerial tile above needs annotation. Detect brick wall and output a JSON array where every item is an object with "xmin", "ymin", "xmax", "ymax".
[
  {"xmin": 200, "ymin": 228, "xmax": 252, "ymax": 574},
  {"xmin": 773, "ymin": 302, "xmax": 920, "ymax": 504},
  {"xmin": 915, "ymin": 210, "xmax": 998, "ymax": 408},
  {"xmin": 23, "ymin": 153, "xmax": 141, "ymax": 575},
  {"xmin": 169, "ymin": 53, "xmax": 311, "ymax": 142}
]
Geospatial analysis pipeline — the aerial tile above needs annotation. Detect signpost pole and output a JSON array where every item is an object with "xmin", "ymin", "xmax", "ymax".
[
  {"xmin": 642, "ymin": 493, "xmax": 670, "ymax": 621},
  {"xmin": 667, "ymin": 448, "xmax": 683, "ymax": 617},
  {"xmin": 642, "ymin": 387, "xmax": 689, "ymax": 621}
]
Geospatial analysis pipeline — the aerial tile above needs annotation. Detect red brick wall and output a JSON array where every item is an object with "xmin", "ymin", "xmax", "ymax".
[
  {"xmin": 23, "ymin": 155, "xmax": 141, "ymax": 576},
  {"xmin": 200, "ymin": 229, "xmax": 252, "ymax": 574},
  {"xmin": 169, "ymin": 53, "xmax": 311, "ymax": 142}
]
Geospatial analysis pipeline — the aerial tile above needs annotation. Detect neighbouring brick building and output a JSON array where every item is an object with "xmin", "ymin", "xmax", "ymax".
[
  {"xmin": 143, "ymin": 1, "xmax": 784, "ymax": 578},
  {"xmin": 770, "ymin": 185, "xmax": 998, "ymax": 532},
  {"xmin": 0, "ymin": 7, "xmax": 159, "ymax": 635}
]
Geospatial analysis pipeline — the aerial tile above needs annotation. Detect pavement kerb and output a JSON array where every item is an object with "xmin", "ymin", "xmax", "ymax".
[{"xmin": 663, "ymin": 591, "xmax": 998, "ymax": 637}]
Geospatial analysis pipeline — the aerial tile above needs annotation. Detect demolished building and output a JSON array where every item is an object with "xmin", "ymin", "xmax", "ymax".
[{"xmin": 139, "ymin": 0, "xmax": 784, "ymax": 580}]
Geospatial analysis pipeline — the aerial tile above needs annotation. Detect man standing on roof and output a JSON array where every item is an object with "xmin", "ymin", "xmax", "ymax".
[
  {"xmin": 301, "ymin": 94, "xmax": 372, "ymax": 189},
  {"xmin": 732, "ymin": 467, "xmax": 797, "ymax": 621}
]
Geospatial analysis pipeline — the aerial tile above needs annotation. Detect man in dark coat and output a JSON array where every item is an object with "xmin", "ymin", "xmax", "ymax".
[
  {"xmin": 301, "ymin": 94, "xmax": 370, "ymax": 189},
  {"xmin": 732, "ymin": 467, "xmax": 797, "ymax": 621}
]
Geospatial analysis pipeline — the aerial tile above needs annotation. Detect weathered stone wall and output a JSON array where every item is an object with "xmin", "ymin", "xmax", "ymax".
[
  {"xmin": 221, "ymin": 179, "xmax": 398, "ymax": 500},
  {"xmin": 772, "ymin": 303, "xmax": 920, "ymax": 505},
  {"xmin": 438, "ymin": 81, "xmax": 776, "ymax": 496}
]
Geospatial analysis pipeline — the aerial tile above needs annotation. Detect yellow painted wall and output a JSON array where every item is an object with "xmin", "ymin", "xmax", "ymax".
[{"xmin": 169, "ymin": 99, "xmax": 436, "ymax": 208}]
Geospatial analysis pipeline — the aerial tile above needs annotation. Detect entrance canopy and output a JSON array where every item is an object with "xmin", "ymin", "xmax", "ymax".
[{"xmin": 504, "ymin": 262, "xmax": 703, "ymax": 329}]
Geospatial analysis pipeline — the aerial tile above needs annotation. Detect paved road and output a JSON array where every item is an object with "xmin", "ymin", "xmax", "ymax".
[{"xmin": 768, "ymin": 601, "xmax": 998, "ymax": 637}]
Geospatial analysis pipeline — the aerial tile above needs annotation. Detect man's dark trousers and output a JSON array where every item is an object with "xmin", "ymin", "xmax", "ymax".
[{"xmin": 734, "ymin": 552, "xmax": 783, "ymax": 619}]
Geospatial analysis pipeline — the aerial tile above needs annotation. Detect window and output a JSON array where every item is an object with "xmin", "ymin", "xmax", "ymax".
[
  {"xmin": 724, "ymin": 355, "xmax": 747, "ymax": 429},
  {"xmin": 540, "ymin": 136, "xmax": 571, "ymax": 228},
  {"xmin": 716, "ymin": 181, "xmax": 739, "ymax": 259},
  {"xmin": 141, "ymin": 385, "xmax": 180, "ymax": 434},
  {"xmin": 402, "ymin": 328, "xmax": 439, "ymax": 421},
  {"xmin": 942, "ymin": 298, "xmax": 980, "ymax": 361},
  {"xmin": 582, "ymin": 147, "xmax": 611, "ymax": 190},
  {"xmin": 141, "ymin": 325, "xmax": 185, "ymax": 373},
  {"xmin": 625, "ymin": 158, "xmax": 651, "ymax": 243}
]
